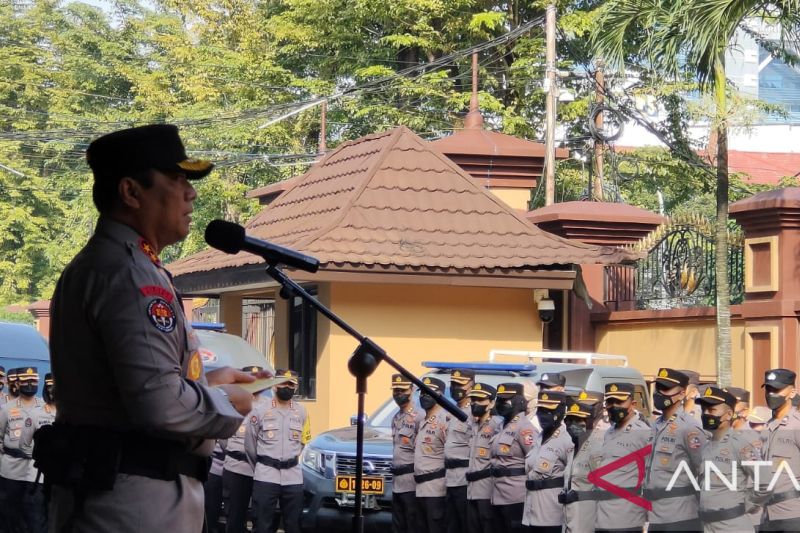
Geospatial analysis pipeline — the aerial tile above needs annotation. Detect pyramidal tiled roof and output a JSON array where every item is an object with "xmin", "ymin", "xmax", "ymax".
[{"xmin": 169, "ymin": 126, "xmax": 631, "ymax": 279}]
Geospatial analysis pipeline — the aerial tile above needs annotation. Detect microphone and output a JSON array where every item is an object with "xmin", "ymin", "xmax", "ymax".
[{"xmin": 205, "ymin": 219, "xmax": 320, "ymax": 273}]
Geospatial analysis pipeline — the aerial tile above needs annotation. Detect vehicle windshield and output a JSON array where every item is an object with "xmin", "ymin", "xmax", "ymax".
[{"xmin": 368, "ymin": 392, "xmax": 423, "ymax": 428}]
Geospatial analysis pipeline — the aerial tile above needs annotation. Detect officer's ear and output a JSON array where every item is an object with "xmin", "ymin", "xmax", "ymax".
[{"xmin": 118, "ymin": 176, "xmax": 143, "ymax": 209}]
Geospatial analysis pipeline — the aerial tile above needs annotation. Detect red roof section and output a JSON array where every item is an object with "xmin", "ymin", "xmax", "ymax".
[
  {"xmin": 170, "ymin": 127, "xmax": 631, "ymax": 278},
  {"xmin": 727, "ymin": 151, "xmax": 800, "ymax": 185}
]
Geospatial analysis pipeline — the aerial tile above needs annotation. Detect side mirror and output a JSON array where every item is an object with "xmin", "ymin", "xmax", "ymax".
[{"xmin": 350, "ymin": 414, "xmax": 368, "ymax": 426}]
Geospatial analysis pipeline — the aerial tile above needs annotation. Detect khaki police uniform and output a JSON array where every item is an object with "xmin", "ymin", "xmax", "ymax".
[
  {"xmin": 415, "ymin": 377, "xmax": 449, "ymax": 533},
  {"xmin": 390, "ymin": 373, "xmax": 425, "ymax": 533},
  {"xmin": 490, "ymin": 382, "xmax": 537, "ymax": 533},
  {"xmin": 49, "ymin": 214, "xmax": 243, "ymax": 529},
  {"xmin": 645, "ymin": 369, "xmax": 706, "ymax": 530},
  {"xmin": 465, "ymin": 383, "xmax": 501, "ymax": 533},
  {"xmin": 246, "ymin": 372, "xmax": 310, "ymax": 533},
  {"xmin": 445, "ymin": 369, "xmax": 475, "ymax": 533},
  {"xmin": 596, "ymin": 383, "xmax": 651, "ymax": 532},
  {"xmin": 522, "ymin": 391, "xmax": 573, "ymax": 531},
  {"xmin": 563, "ymin": 393, "xmax": 606, "ymax": 533},
  {"xmin": 696, "ymin": 386, "xmax": 758, "ymax": 533},
  {"xmin": 759, "ymin": 369, "xmax": 800, "ymax": 530}
]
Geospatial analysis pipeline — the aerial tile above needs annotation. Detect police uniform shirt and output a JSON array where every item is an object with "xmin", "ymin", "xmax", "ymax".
[
  {"xmin": 645, "ymin": 408, "xmax": 706, "ymax": 524},
  {"xmin": 210, "ymin": 440, "xmax": 226, "ymax": 477},
  {"xmin": 699, "ymin": 430, "xmax": 757, "ymax": 532},
  {"xmin": 415, "ymin": 408, "xmax": 449, "ymax": 498},
  {"xmin": 246, "ymin": 398, "xmax": 310, "ymax": 486},
  {"xmin": 490, "ymin": 414, "xmax": 537, "ymax": 506},
  {"xmin": 28, "ymin": 400, "xmax": 56, "ymax": 483},
  {"xmin": 0, "ymin": 397, "xmax": 42, "ymax": 481},
  {"xmin": 49, "ymin": 218, "xmax": 243, "ymax": 449},
  {"xmin": 225, "ymin": 396, "xmax": 268, "ymax": 477},
  {"xmin": 761, "ymin": 408, "xmax": 800, "ymax": 522},
  {"xmin": 445, "ymin": 405, "xmax": 473, "ymax": 487},
  {"xmin": 466, "ymin": 415, "xmax": 501, "ymax": 501},
  {"xmin": 392, "ymin": 405, "xmax": 424, "ymax": 494},
  {"xmin": 522, "ymin": 423, "xmax": 574, "ymax": 527},
  {"xmin": 564, "ymin": 427, "xmax": 605, "ymax": 533},
  {"xmin": 596, "ymin": 416, "xmax": 651, "ymax": 530}
]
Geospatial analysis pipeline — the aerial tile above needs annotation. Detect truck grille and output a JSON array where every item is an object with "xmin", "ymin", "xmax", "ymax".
[{"xmin": 335, "ymin": 455, "xmax": 394, "ymax": 480}]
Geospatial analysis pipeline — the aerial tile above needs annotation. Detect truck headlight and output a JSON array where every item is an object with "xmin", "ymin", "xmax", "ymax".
[{"xmin": 301, "ymin": 446, "xmax": 330, "ymax": 476}]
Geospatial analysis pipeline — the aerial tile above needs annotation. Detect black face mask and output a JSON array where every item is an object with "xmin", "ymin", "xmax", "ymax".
[
  {"xmin": 792, "ymin": 395, "xmax": 800, "ymax": 408},
  {"xmin": 653, "ymin": 390, "xmax": 681, "ymax": 412},
  {"xmin": 19, "ymin": 383, "xmax": 37, "ymax": 397},
  {"xmin": 450, "ymin": 387, "xmax": 468, "ymax": 402},
  {"xmin": 276, "ymin": 387, "xmax": 295, "ymax": 402},
  {"xmin": 607, "ymin": 405, "xmax": 629, "ymax": 424},
  {"xmin": 565, "ymin": 419, "xmax": 587, "ymax": 442},
  {"xmin": 766, "ymin": 392, "xmax": 787, "ymax": 410},
  {"xmin": 420, "ymin": 394, "xmax": 437, "ymax": 411},
  {"xmin": 537, "ymin": 408, "xmax": 564, "ymax": 434},
  {"xmin": 0, "ymin": 382, "xmax": 4, "ymax": 392},
  {"xmin": 9, "ymin": 382, "xmax": 18, "ymax": 396},
  {"xmin": 495, "ymin": 398, "xmax": 513, "ymax": 419},
  {"xmin": 393, "ymin": 392, "xmax": 410, "ymax": 407},
  {"xmin": 44, "ymin": 385, "xmax": 55, "ymax": 404},
  {"xmin": 701, "ymin": 413, "xmax": 725, "ymax": 432},
  {"xmin": 471, "ymin": 403, "xmax": 488, "ymax": 417}
]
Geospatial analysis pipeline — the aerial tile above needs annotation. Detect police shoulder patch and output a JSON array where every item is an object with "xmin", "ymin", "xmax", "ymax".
[{"xmin": 147, "ymin": 297, "xmax": 176, "ymax": 333}]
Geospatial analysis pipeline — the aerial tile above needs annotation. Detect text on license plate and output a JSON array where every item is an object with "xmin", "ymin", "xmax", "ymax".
[{"xmin": 335, "ymin": 475, "xmax": 384, "ymax": 495}]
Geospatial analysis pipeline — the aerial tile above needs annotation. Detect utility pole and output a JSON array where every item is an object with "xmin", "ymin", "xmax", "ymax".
[
  {"xmin": 544, "ymin": 3, "xmax": 557, "ymax": 206},
  {"xmin": 593, "ymin": 61, "xmax": 605, "ymax": 201},
  {"xmin": 319, "ymin": 100, "xmax": 328, "ymax": 153}
]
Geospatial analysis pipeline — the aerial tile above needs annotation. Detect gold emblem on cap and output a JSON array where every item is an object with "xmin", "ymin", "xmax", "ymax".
[
  {"xmin": 570, "ymin": 404, "xmax": 579, "ymax": 412},
  {"xmin": 704, "ymin": 387, "xmax": 713, "ymax": 397},
  {"xmin": 542, "ymin": 393, "xmax": 549, "ymax": 401},
  {"xmin": 284, "ymin": 371, "xmax": 292, "ymax": 377},
  {"xmin": 579, "ymin": 391, "xmax": 588, "ymax": 400},
  {"xmin": 453, "ymin": 371, "xmax": 461, "ymax": 377},
  {"xmin": 659, "ymin": 369, "xmax": 668, "ymax": 378},
  {"xmin": 498, "ymin": 385, "xmax": 506, "ymax": 393},
  {"xmin": 610, "ymin": 384, "xmax": 618, "ymax": 392},
  {"xmin": 394, "ymin": 376, "xmax": 402, "ymax": 382},
  {"xmin": 424, "ymin": 377, "xmax": 431, "ymax": 385},
  {"xmin": 475, "ymin": 384, "xmax": 482, "ymax": 390},
  {"xmin": 26, "ymin": 368, "xmax": 33, "ymax": 375}
]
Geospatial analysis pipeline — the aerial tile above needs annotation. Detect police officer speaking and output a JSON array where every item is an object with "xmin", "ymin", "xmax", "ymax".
[
  {"xmin": 522, "ymin": 390, "xmax": 573, "ymax": 533},
  {"xmin": 45, "ymin": 124, "xmax": 261, "ymax": 533},
  {"xmin": 415, "ymin": 376, "xmax": 449, "ymax": 533},
  {"xmin": 465, "ymin": 383, "xmax": 500, "ymax": 533},
  {"xmin": 491, "ymin": 382, "xmax": 537, "ymax": 533},
  {"xmin": 246, "ymin": 369, "xmax": 310, "ymax": 533},
  {"xmin": 696, "ymin": 386, "xmax": 758, "ymax": 532},
  {"xmin": 390, "ymin": 373, "xmax": 424, "ymax": 533},
  {"xmin": 644, "ymin": 368, "xmax": 706, "ymax": 531}
]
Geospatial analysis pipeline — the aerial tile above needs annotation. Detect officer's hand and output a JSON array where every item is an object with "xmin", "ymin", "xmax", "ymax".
[
  {"xmin": 206, "ymin": 366, "xmax": 263, "ymax": 387},
  {"xmin": 218, "ymin": 384, "xmax": 255, "ymax": 416}
]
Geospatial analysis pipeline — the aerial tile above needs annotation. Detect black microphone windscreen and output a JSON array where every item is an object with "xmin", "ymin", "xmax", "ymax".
[{"xmin": 205, "ymin": 219, "xmax": 246, "ymax": 254}]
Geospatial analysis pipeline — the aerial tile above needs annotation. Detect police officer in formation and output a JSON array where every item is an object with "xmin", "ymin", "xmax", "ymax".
[
  {"xmin": 206, "ymin": 438, "xmax": 226, "ymax": 532},
  {"xmin": 246, "ymin": 369, "xmax": 310, "ymax": 533},
  {"xmin": 390, "ymin": 373, "xmax": 424, "ymax": 533},
  {"xmin": 696, "ymin": 385, "xmax": 758, "ymax": 532},
  {"xmin": 522, "ymin": 390, "xmax": 573, "ymax": 532},
  {"xmin": 645, "ymin": 368, "xmax": 706, "ymax": 531},
  {"xmin": 491, "ymin": 382, "xmax": 537, "ymax": 533},
  {"xmin": 596, "ymin": 382, "xmax": 650, "ymax": 533},
  {"xmin": 759, "ymin": 368, "xmax": 800, "ymax": 531},
  {"xmin": 0, "ymin": 367, "xmax": 7, "ymax": 408},
  {"xmin": 680, "ymin": 370, "xmax": 702, "ymax": 421},
  {"xmin": 561, "ymin": 391, "xmax": 604, "ymax": 533},
  {"xmin": 7, "ymin": 368, "xmax": 19, "ymax": 401},
  {"xmin": 223, "ymin": 365, "xmax": 267, "ymax": 532},
  {"xmin": 415, "ymin": 376, "xmax": 450, "ymax": 532},
  {"xmin": 726, "ymin": 387, "xmax": 750, "ymax": 430},
  {"xmin": 445, "ymin": 369, "xmax": 476, "ymax": 533},
  {"xmin": 466, "ymin": 383, "xmax": 501, "ymax": 533}
]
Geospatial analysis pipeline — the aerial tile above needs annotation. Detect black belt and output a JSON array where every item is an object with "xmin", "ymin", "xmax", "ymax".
[
  {"xmin": 526, "ymin": 477, "xmax": 565, "ymax": 491},
  {"xmin": 227, "ymin": 450, "xmax": 247, "ymax": 462},
  {"xmin": 769, "ymin": 489, "xmax": 800, "ymax": 506},
  {"xmin": 257, "ymin": 455, "xmax": 299, "ymax": 469},
  {"xmin": 118, "ymin": 442, "xmax": 209, "ymax": 482},
  {"xmin": 414, "ymin": 469, "xmax": 446, "ymax": 483},
  {"xmin": 391, "ymin": 464, "xmax": 415, "ymax": 476},
  {"xmin": 700, "ymin": 503, "xmax": 746, "ymax": 523},
  {"xmin": 643, "ymin": 485, "xmax": 696, "ymax": 500},
  {"xmin": 212, "ymin": 450, "xmax": 225, "ymax": 461},
  {"xmin": 445, "ymin": 458, "xmax": 470, "ymax": 469},
  {"xmin": 567, "ymin": 490, "xmax": 599, "ymax": 503},
  {"xmin": 491, "ymin": 466, "xmax": 526, "ymax": 478},
  {"xmin": 3, "ymin": 448, "xmax": 31, "ymax": 460},
  {"xmin": 466, "ymin": 468, "xmax": 493, "ymax": 482},
  {"xmin": 593, "ymin": 488, "xmax": 642, "ymax": 501}
]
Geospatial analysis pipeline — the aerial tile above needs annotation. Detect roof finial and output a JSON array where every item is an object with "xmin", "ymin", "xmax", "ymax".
[{"xmin": 464, "ymin": 52, "xmax": 484, "ymax": 130}]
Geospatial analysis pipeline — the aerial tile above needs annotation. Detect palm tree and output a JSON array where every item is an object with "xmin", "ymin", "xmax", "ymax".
[{"xmin": 591, "ymin": 1, "xmax": 800, "ymax": 386}]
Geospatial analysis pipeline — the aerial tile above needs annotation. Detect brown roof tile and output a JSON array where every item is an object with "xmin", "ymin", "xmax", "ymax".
[{"xmin": 170, "ymin": 127, "xmax": 632, "ymax": 279}]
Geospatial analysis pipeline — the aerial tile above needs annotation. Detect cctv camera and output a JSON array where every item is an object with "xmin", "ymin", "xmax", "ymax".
[{"xmin": 537, "ymin": 298, "xmax": 555, "ymax": 324}]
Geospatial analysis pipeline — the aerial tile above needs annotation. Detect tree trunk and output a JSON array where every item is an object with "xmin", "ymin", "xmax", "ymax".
[{"xmin": 714, "ymin": 58, "xmax": 732, "ymax": 387}]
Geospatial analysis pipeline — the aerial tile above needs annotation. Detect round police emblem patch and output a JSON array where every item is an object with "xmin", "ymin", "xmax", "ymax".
[
  {"xmin": 25, "ymin": 418, "xmax": 32, "ymax": 427},
  {"xmin": 147, "ymin": 298, "xmax": 176, "ymax": 333}
]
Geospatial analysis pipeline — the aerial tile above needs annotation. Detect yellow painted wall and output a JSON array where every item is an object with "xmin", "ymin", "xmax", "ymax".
[
  {"xmin": 303, "ymin": 282, "xmax": 543, "ymax": 431},
  {"xmin": 488, "ymin": 187, "xmax": 531, "ymax": 211},
  {"xmin": 595, "ymin": 317, "xmax": 746, "ymax": 386}
]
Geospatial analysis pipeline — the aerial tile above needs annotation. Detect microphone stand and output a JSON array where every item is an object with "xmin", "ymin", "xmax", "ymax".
[{"xmin": 263, "ymin": 263, "xmax": 467, "ymax": 533}]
